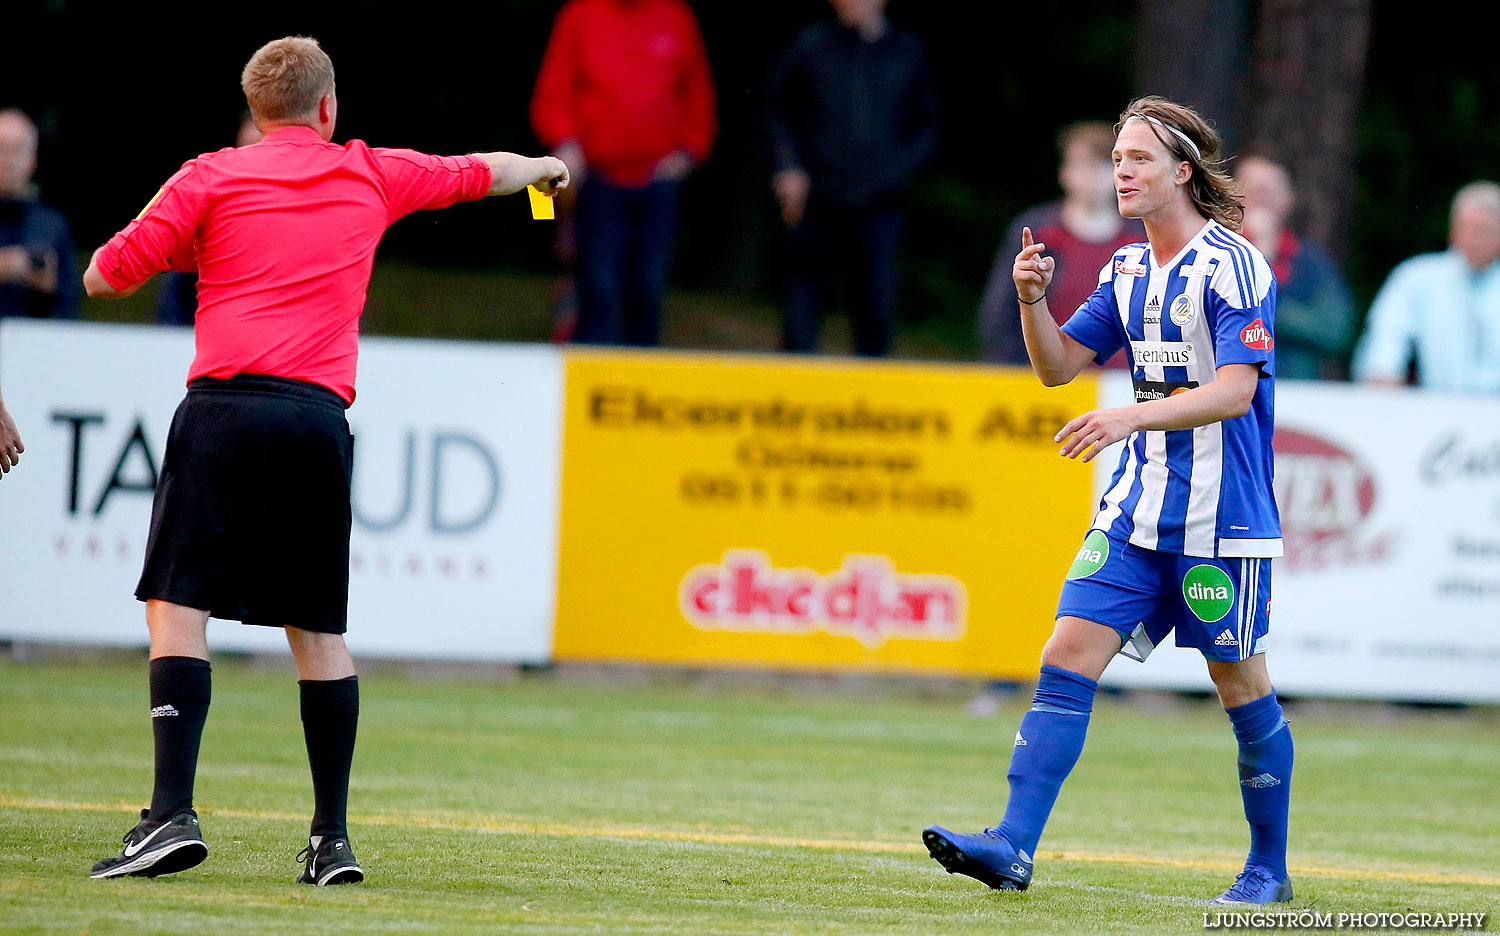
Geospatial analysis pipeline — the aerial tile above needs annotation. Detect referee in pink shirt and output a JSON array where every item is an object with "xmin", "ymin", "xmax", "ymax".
[{"xmin": 82, "ymin": 36, "xmax": 567, "ymax": 885}]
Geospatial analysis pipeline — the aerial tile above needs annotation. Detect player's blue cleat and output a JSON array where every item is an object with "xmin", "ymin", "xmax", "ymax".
[
  {"xmin": 922, "ymin": 825, "xmax": 1033, "ymax": 891},
  {"xmin": 1211, "ymin": 867, "xmax": 1293, "ymax": 904}
]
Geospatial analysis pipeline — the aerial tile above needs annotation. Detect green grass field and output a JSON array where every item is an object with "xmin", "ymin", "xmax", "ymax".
[{"xmin": 2, "ymin": 658, "xmax": 1496, "ymax": 935}]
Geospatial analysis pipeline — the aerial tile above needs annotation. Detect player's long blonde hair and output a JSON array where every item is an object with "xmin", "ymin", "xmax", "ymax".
[{"xmin": 1116, "ymin": 97, "xmax": 1244, "ymax": 232}]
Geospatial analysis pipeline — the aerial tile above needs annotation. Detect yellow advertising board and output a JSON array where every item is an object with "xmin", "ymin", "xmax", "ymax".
[{"xmin": 553, "ymin": 350, "xmax": 1099, "ymax": 678}]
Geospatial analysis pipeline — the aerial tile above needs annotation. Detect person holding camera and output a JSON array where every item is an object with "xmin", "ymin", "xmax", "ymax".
[{"xmin": 0, "ymin": 108, "xmax": 79, "ymax": 320}]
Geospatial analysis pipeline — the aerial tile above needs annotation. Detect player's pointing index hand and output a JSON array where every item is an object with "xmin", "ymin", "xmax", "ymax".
[{"xmin": 1013, "ymin": 226, "xmax": 1055, "ymax": 305}]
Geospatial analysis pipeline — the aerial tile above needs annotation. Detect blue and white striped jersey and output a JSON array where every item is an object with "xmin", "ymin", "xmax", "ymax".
[{"xmin": 1061, "ymin": 219, "xmax": 1282, "ymax": 558}]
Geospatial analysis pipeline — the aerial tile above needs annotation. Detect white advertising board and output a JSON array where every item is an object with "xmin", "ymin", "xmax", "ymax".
[
  {"xmin": 1094, "ymin": 372, "xmax": 1500, "ymax": 702},
  {"xmin": 0, "ymin": 320, "xmax": 560, "ymax": 662}
]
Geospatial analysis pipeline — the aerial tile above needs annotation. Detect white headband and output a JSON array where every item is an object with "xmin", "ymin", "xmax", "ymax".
[{"xmin": 1128, "ymin": 114, "xmax": 1202, "ymax": 160}]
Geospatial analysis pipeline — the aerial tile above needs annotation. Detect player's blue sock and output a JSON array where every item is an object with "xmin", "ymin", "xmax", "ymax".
[
  {"xmin": 1225, "ymin": 691, "xmax": 1293, "ymax": 880},
  {"xmin": 995, "ymin": 664, "xmax": 1097, "ymax": 856}
]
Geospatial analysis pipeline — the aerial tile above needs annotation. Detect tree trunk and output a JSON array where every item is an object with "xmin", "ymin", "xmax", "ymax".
[
  {"xmin": 1136, "ymin": 0, "xmax": 1250, "ymax": 152},
  {"xmin": 1246, "ymin": 0, "xmax": 1372, "ymax": 259}
]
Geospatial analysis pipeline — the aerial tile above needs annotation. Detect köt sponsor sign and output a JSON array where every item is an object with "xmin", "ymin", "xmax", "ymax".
[
  {"xmin": 0, "ymin": 320, "xmax": 560, "ymax": 662},
  {"xmin": 552, "ymin": 350, "xmax": 1096, "ymax": 676},
  {"xmin": 1273, "ymin": 426, "xmax": 1392, "ymax": 570}
]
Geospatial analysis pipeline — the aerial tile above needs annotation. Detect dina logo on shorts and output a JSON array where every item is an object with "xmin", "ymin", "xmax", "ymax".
[
  {"xmin": 1066, "ymin": 530, "xmax": 1110, "ymax": 580},
  {"xmin": 1182, "ymin": 565, "xmax": 1235, "ymax": 622}
]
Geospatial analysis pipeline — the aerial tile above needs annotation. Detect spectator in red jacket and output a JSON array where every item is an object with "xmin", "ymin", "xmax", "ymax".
[{"xmin": 531, "ymin": 0, "xmax": 717, "ymax": 346}]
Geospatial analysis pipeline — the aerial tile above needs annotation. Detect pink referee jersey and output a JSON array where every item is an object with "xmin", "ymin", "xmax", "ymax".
[{"xmin": 96, "ymin": 126, "xmax": 493, "ymax": 403}]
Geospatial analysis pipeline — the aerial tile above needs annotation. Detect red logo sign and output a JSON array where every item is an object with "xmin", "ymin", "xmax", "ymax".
[
  {"xmin": 1114, "ymin": 259, "xmax": 1147, "ymax": 276},
  {"xmin": 679, "ymin": 551, "xmax": 967, "ymax": 648},
  {"xmin": 1241, "ymin": 318, "xmax": 1273, "ymax": 351},
  {"xmin": 1272, "ymin": 428, "xmax": 1392, "ymax": 570}
]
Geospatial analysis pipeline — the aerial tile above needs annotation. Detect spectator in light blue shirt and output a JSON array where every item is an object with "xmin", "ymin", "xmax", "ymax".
[{"xmin": 1353, "ymin": 181, "xmax": 1500, "ymax": 394}]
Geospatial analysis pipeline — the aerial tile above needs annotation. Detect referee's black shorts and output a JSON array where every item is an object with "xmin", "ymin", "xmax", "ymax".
[{"xmin": 136, "ymin": 374, "xmax": 354, "ymax": 634}]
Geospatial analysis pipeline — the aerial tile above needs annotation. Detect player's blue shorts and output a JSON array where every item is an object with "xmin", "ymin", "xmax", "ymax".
[{"xmin": 1055, "ymin": 529, "xmax": 1271, "ymax": 663}]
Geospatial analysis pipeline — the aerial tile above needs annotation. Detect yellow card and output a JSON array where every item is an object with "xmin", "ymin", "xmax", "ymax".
[{"xmin": 527, "ymin": 185, "xmax": 555, "ymax": 220}]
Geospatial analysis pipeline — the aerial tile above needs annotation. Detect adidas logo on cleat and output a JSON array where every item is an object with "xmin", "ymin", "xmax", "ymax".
[
  {"xmin": 149, "ymin": 705, "xmax": 180, "ymax": 718},
  {"xmin": 1241, "ymin": 773, "xmax": 1282, "ymax": 788},
  {"xmin": 1214, "ymin": 630, "xmax": 1238, "ymax": 646}
]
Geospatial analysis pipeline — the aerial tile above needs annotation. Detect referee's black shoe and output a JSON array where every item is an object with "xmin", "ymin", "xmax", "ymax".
[
  {"xmin": 296, "ymin": 835, "xmax": 364, "ymax": 886},
  {"xmin": 90, "ymin": 809, "xmax": 208, "ymax": 879}
]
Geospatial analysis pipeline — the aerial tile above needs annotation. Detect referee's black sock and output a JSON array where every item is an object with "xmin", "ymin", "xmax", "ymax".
[
  {"xmin": 300, "ymin": 676, "xmax": 359, "ymax": 841},
  {"xmin": 146, "ymin": 656, "xmax": 212, "ymax": 823}
]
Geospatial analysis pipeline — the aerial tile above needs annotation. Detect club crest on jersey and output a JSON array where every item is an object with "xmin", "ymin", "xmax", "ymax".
[
  {"xmin": 1241, "ymin": 318, "xmax": 1273, "ymax": 351},
  {"xmin": 1169, "ymin": 294, "xmax": 1194, "ymax": 326},
  {"xmin": 1114, "ymin": 259, "xmax": 1147, "ymax": 276}
]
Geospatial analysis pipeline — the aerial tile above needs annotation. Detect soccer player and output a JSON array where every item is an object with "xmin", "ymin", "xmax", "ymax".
[
  {"xmin": 923, "ymin": 97, "xmax": 1291, "ymax": 905},
  {"xmin": 81, "ymin": 36, "xmax": 567, "ymax": 884}
]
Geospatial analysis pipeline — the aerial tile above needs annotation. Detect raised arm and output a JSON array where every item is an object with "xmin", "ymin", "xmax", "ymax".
[
  {"xmin": 1014, "ymin": 227, "xmax": 1099, "ymax": 385},
  {"xmin": 474, "ymin": 153, "xmax": 569, "ymax": 198}
]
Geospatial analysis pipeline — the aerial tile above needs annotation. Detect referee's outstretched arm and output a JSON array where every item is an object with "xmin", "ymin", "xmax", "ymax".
[
  {"xmin": 80, "ymin": 153, "xmax": 569, "ymax": 300},
  {"xmin": 81, "ymin": 154, "xmax": 569, "ymax": 301},
  {"xmin": 79, "ymin": 29, "xmax": 571, "ymax": 304},
  {"xmin": 477, "ymin": 153, "xmax": 569, "ymax": 197}
]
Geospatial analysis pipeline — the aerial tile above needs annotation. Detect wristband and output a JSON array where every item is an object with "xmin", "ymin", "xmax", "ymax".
[{"xmin": 1019, "ymin": 292, "xmax": 1047, "ymax": 306}]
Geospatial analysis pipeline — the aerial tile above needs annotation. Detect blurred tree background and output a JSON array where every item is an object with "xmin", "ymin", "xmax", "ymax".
[{"xmin": 3, "ymin": 0, "xmax": 1496, "ymax": 359}]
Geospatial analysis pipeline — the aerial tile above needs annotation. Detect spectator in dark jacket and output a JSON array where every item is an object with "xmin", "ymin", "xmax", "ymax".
[
  {"xmin": 1237, "ymin": 154, "xmax": 1355, "ymax": 380},
  {"xmin": 766, "ymin": 0, "xmax": 939, "ymax": 356},
  {"xmin": 0, "ymin": 109, "xmax": 79, "ymax": 320},
  {"xmin": 979, "ymin": 122, "xmax": 1143, "ymax": 367},
  {"xmin": 531, "ymin": 0, "xmax": 717, "ymax": 347}
]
